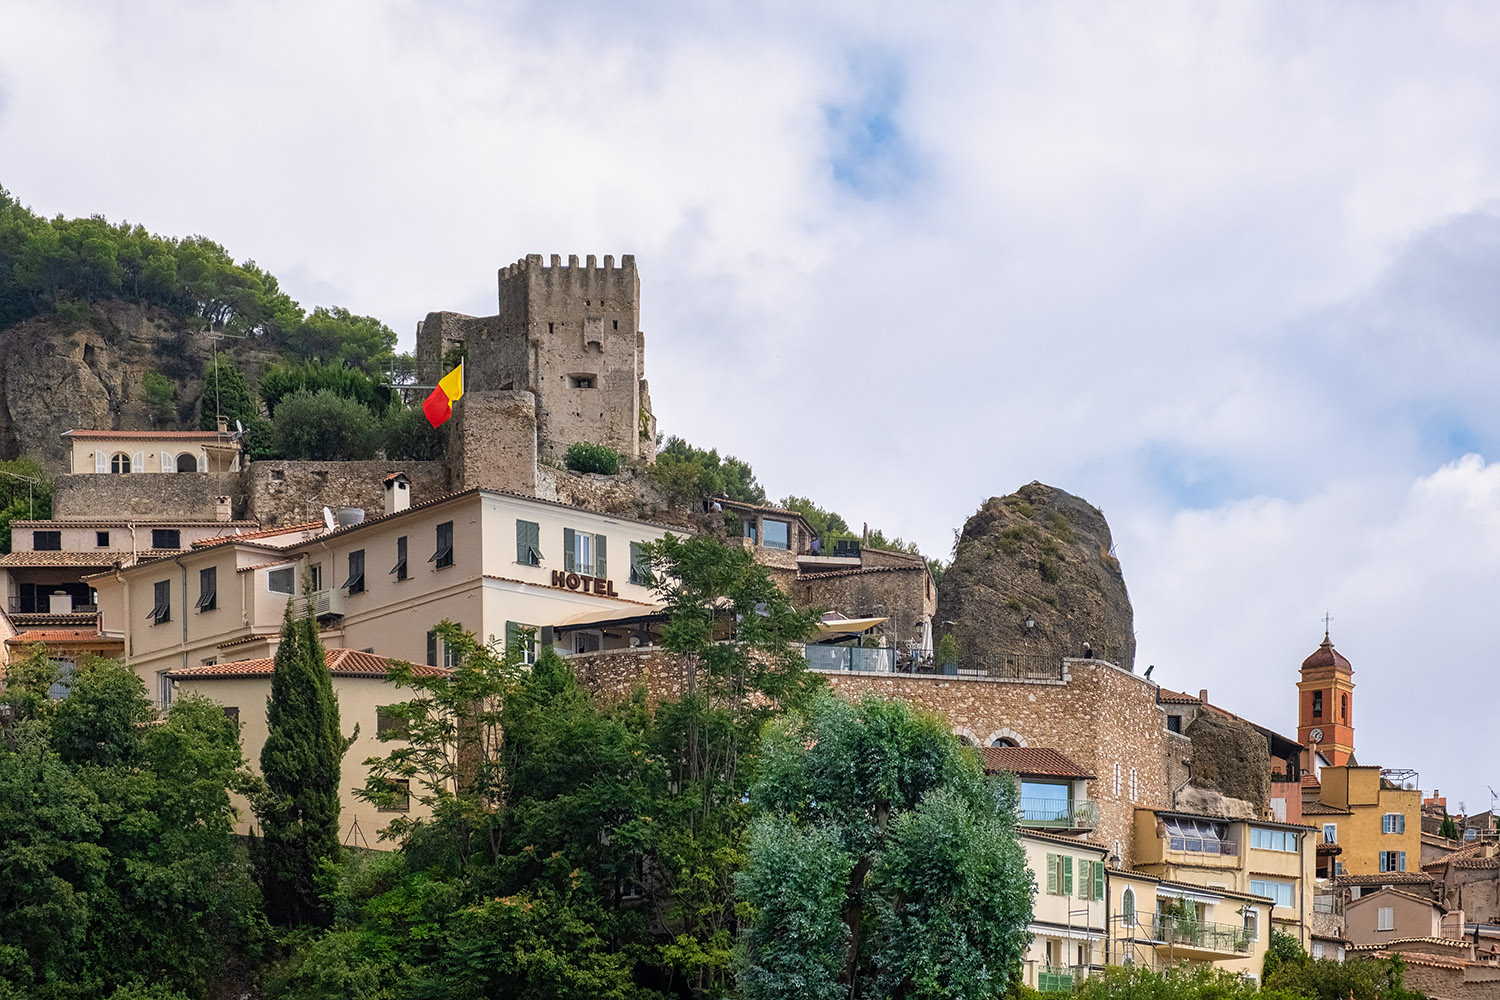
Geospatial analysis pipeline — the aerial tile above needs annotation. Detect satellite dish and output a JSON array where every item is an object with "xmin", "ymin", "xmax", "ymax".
[{"xmin": 323, "ymin": 506, "xmax": 336, "ymax": 533}]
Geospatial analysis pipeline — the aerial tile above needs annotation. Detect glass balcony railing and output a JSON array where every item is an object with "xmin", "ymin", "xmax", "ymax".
[
  {"xmin": 802, "ymin": 645, "xmax": 896, "ymax": 673},
  {"xmin": 1018, "ymin": 798, "xmax": 1098, "ymax": 829}
]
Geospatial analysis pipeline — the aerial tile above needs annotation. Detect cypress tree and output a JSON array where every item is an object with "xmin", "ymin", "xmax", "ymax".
[{"xmin": 255, "ymin": 601, "xmax": 346, "ymax": 926}]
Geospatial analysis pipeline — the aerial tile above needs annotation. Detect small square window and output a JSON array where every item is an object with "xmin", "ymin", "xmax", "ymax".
[
  {"xmin": 33, "ymin": 531, "xmax": 61, "ymax": 551},
  {"xmin": 96, "ymin": 531, "xmax": 110, "ymax": 547}
]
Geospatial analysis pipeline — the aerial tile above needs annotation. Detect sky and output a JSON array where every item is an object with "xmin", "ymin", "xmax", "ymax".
[{"xmin": 4, "ymin": 0, "xmax": 1500, "ymax": 812}]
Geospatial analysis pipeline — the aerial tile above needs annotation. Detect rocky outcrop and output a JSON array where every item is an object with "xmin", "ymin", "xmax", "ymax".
[
  {"xmin": 1181, "ymin": 710, "xmax": 1272, "ymax": 816},
  {"xmin": 936, "ymin": 482, "xmax": 1135, "ymax": 670},
  {"xmin": 0, "ymin": 301, "xmax": 278, "ymax": 470}
]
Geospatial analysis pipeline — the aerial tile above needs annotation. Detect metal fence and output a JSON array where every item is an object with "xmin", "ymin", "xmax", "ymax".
[
  {"xmin": 1149, "ymin": 914, "xmax": 1252, "ymax": 954},
  {"xmin": 802, "ymin": 645, "xmax": 898, "ymax": 673}
]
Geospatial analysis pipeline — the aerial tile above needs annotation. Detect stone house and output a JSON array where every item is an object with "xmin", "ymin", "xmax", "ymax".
[{"xmin": 1424, "ymin": 839, "xmax": 1500, "ymax": 925}]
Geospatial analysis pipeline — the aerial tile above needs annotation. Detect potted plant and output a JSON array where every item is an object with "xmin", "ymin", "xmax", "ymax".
[{"xmin": 938, "ymin": 634, "xmax": 960, "ymax": 675}]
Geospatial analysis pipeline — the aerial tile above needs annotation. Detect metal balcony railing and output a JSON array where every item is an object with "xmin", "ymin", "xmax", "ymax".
[
  {"xmin": 1149, "ymin": 914, "xmax": 1253, "ymax": 954},
  {"xmin": 1166, "ymin": 836, "xmax": 1240, "ymax": 856}
]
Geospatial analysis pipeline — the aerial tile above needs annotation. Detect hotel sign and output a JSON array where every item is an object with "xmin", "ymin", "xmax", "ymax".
[{"xmin": 551, "ymin": 570, "xmax": 619, "ymax": 597}]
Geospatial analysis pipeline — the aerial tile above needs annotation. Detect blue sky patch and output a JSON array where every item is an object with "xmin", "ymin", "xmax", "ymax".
[{"xmin": 824, "ymin": 62, "xmax": 919, "ymax": 198}]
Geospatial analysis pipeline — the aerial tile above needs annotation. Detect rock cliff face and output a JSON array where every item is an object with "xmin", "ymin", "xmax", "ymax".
[
  {"xmin": 1181, "ymin": 710, "xmax": 1271, "ymax": 817},
  {"xmin": 0, "ymin": 301, "xmax": 277, "ymax": 471},
  {"xmin": 936, "ymin": 482, "xmax": 1135, "ymax": 670}
]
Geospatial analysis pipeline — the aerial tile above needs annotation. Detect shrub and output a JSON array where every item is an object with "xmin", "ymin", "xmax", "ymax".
[
  {"xmin": 938, "ymin": 634, "xmax": 960, "ymax": 666},
  {"xmin": 270, "ymin": 389, "xmax": 381, "ymax": 460},
  {"xmin": 563, "ymin": 442, "xmax": 621, "ymax": 475},
  {"xmin": 142, "ymin": 371, "xmax": 176, "ymax": 424}
]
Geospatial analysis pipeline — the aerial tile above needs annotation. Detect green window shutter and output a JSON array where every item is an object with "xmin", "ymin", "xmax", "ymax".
[
  {"xmin": 1078, "ymin": 860, "xmax": 1090, "ymax": 899},
  {"xmin": 1046, "ymin": 854, "xmax": 1058, "ymax": 895},
  {"xmin": 517, "ymin": 521, "xmax": 542, "ymax": 563},
  {"xmin": 1095, "ymin": 858, "xmax": 1106, "ymax": 901},
  {"xmin": 527, "ymin": 520, "xmax": 541, "ymax": 563},
  {"xmin": 595, "ymin": 534, "xmax": 606, "ymax": 578},
  {"xmin": 506, "ymin": 621, "xmax": 519, "ymax": 653},
  {"xmin": 1063, "ymin": 856, "xmax": 1074, "ymax": 895},
  {"xmin": 516, "ymin": 521, "xmax": 526, "ymax": 563},
  {"xmin": 563, "ymin": 528, "xmax": 576, "ymax": 571}
]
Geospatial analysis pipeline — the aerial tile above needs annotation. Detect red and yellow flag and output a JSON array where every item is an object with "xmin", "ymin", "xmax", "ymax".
[{"xmin": 422, "ymin": 362, "xmax": 465, "ymax": 428}]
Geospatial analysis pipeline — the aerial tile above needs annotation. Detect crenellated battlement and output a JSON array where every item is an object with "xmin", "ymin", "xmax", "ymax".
[{"xmin": 498, "ymin": 253, "xmax": 638, "ymax": 284}]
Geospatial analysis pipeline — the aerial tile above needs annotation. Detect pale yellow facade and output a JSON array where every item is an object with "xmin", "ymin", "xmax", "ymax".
[
  {"xmin": 1020, "ymin": 832, "xmax": 1110, "ymax": 992},
  {"xmin": 1315, "ymin": 766, "xmax": 1421, "ymax": 878},
  {"xmin": 1132, "ymin": 808, "xmax": 1314, "ymax": 974},
  {"xmin": 172, "ymin": 670, "xmax": 427, "ymax": 848},
  {"xmin": 64, "ymin": 431, "xmax": 241, "ymax": 473},
  {"xmin": 98, "ymin": 488, "xmax": 677, "ymax": 701}
]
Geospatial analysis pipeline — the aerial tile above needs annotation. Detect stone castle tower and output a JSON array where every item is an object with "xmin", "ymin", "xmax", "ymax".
[{"xmin": 417, "ymin": 254, "xmax": 657, "ymax": 494}]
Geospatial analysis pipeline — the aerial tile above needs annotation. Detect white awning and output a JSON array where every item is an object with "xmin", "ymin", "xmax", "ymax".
[
  {"xmin": 1027, "ymin": 923, "xmax": 1106, "ymax": 942},
  {"xmin": 1155, "ymin": 885, "xmax": 1225, "ymax": 905}
]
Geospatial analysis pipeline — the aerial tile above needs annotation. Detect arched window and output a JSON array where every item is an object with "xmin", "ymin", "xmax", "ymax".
[
  {"xmin": 110, "ymin": 453, "xmax": 131, "ymax": 474},
  {"xmin": 175, "ymin": 452, "xmax": 197, "ymax": 473},
  {"xmin": 1312, "ymin": 691, "xmax": 1323, "ymax": 717},
  {"xmin": 956, "ymin": 733, "xmax": 977, "ymax": 747},
  {"xmin": 1121, "ymin": 888, "xmax": 1136, "ymax": 926},
  {"xmin": 992, "ymin": 737, "xmax": 1020, "ymax": 748},
  {"xmin": 1341, "ymin": 693, "xmax": 1348, "ymax": 722}
]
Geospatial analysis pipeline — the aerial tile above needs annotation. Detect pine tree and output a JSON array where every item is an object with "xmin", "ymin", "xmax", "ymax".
[{"xmin": 255, "ymin": 602, "xmax": 346, "ymax": 927}]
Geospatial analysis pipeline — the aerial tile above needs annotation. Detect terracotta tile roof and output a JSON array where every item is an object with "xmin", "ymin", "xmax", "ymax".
[
  {"xmin": 1301, "ymin": 802, "xmax": 1352, "ymax": 815},
  {"xmin": 1338, "ymin": 869, "xmax": 1428, "ymax": 887},
  {"xmin": 1349, "ymin": 949, "xmax": 1468, "ymax": 970},
  {"xmin": 1348, "ymin": 887, "xmax": 1445, "ymax": 910},
  {"xmin": 1301, "ymin": 635, "xmax": 1352, "ymax": 671},
  {"xmin": 191, "ymin": 521, "xmax": 324, "ymax": 548},
  {"xmin": 62, "ymin": 429, "xmax": 234, "ymax": 440},
  {"xmin": 1316, "ymin": 842, "xmax": 1343, "ymax": 854},
  {"xmin": 1156, "ymin": 687, "xmax": 1202, "ymax": 704},
  {"xmin": 981, "ymin": 746, "xmax": 1095, "ymax": 779},
  {"xmin": 235, "ymin": 559, "xmax": 295, "ymax": 574},
  {"xmin": 13, "ymin": 519, "xmax": 258, "ymax": 529},
  {"xmin": 5, "ymin": 629, "xmax": 120, "ymax": 645},
  {"xmin": 1015, "ymin": 827, "xmax": 1110, "ymax": 852},
  {"xmin": 0, "ymin": 548, "xmax": 183, "ymax": 567},
  {"xmin": 797, "ymin": 565, "xmax": 921, "ymax": 581},
  {"xmin": 169, "ymin": 648, "xmax": 449, "ymax": 680},
  {"xmin": 5, "ymin": 612, "xmax": 99, "ymax": 627}
]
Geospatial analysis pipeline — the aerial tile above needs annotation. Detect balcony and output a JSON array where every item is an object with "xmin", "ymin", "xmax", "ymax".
[
  {"xmin": 9, "ymin": 596, "xmax": 98, "ymax": 615},
  {"xmin": 803, "ymin": 645, "xmax": 896, "ymax": 673},
  {"xmin": 804, "ymin": 646, "xmax": 1066, "ymax": 682},
  {"xmin": 1166, "ymin": 835, "xmax": 1240, "ymax": 857},
  {"xmin": 1149, "ymin": 914, "xmax": 1253, "ymax": 959},
  {"xmin": 1019, "ymin": 798, "xmax": 1098, "ymax": 831},
  {"xmin": 294, "ymin": 589, "xmax": 344, "ymax": 619}
]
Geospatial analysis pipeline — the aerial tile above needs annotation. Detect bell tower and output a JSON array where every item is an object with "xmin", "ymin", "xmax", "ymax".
[{"xmin": 1297, "ymin": 625, "xmax": 1355, "ymax": 771}]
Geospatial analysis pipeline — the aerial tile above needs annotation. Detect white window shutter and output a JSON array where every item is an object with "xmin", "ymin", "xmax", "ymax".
[
  {"xmin": 131, "ymin": 451, "xmax": 145, "ymax": 473},
  {"xmin": 160, "ymin": 451, "xmax": 175, "ymax": 473},
  {"xmin": 94, "ymin": 450, "xmax": 108, "ymax": 473}
]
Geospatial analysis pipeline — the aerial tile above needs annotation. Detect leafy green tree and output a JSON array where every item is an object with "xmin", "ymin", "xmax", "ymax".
[
  {"xmin": 197, "ymin": 356, "xmax": 260, "ymax": 430},
  {"xmin": 1258, "ymin": 933, "xmax": 1424, "ymax": 1000},
  {"xmin": 259, "ymin": 358, "xmax": 380, "ymax": 416},
  {"xmin": 1072, "ymin": 964, "xmax": 1259, "ymax": 999},
  {"xmin": 141, "ymin": 371, "xmax": 176, "ymax": 424},
  {"xmin": 256, "ymin": 602, "xmax": 349, "ymax": 927},
  {"xmin": 650, "ymin": 435, "xmax": 766, "ymax": 503},
  {"xmin": 0, "ymin": 658, "xmax": 264, "ymax": 999},
  {"xmin": 380, "ymin": 399, "xmax": 447, "ymax": 461},
  {"xmin": 0, "ymin": 456, "xmax": 51, "ymax": 554},
  {"xmin": 743, "ymin": 693, "xmax": 1033, "ymax": 1000},
  {"xmin": 289, "ymin": 306, "xmax": 398, "ymax": 377},
  {"xmin": 565, "ymin": 442, "xmax": 622, "ymax": 475},
  {"xmin": 270, "ymin": 388, "xmax": 383, "ymax": 460},
  {"xmin": 778, "ymin": 495, "xmax": 850, "ymax": 537}
]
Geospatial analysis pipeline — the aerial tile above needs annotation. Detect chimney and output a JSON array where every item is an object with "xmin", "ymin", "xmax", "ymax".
[
  {"xmin": 217, "ymin": 415, "xmax": 229, "ymax": 434},
  {"xmin": 384, "ymin": 473, "xmax": 411, "ymax": 516},
  {"xmin": 215, "ymin": 495, "xmax": 232, "ymax": 522},
  {"xmin": 1199, "ymin": 688, "xmax": 1209, "ymax": 704}
]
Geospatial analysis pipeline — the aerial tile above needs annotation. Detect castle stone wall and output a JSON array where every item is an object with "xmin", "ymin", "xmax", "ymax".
[
  {"xmin": 54, "ymin": 471, "xmax": 245, "ymax": 520},
  {"xmin": 245, "ymin": 460, "xmax": 451, "ymax": 526},
  {"xmin": 450, "ymin": 391, "xmax": 538, "ymax": 495},
  {"xmin": 825, "ymin": 659, "xmax": 1175, "ymax": 867}
]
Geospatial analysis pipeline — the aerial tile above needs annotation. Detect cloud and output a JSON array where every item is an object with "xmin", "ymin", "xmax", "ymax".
[{"xmin": 5, "ymin": 0, "xmax": 1500, "ymax": 805}]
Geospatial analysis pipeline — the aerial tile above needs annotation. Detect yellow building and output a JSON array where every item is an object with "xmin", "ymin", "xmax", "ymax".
[
  {"xmin": 1019, "ymin": 830, "xmax": 1111, "ymax": 992},
  {"xmin": 169, "ymin": 648, "xmax": 446, "ymax": 848},
  {"xmin": 1311, "ymin": 766, "xmax": 1421, "ymax": 878},
  {"xmin": 1132, "ymin": 807, "xmax": 1318, "ymax": 974}
]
